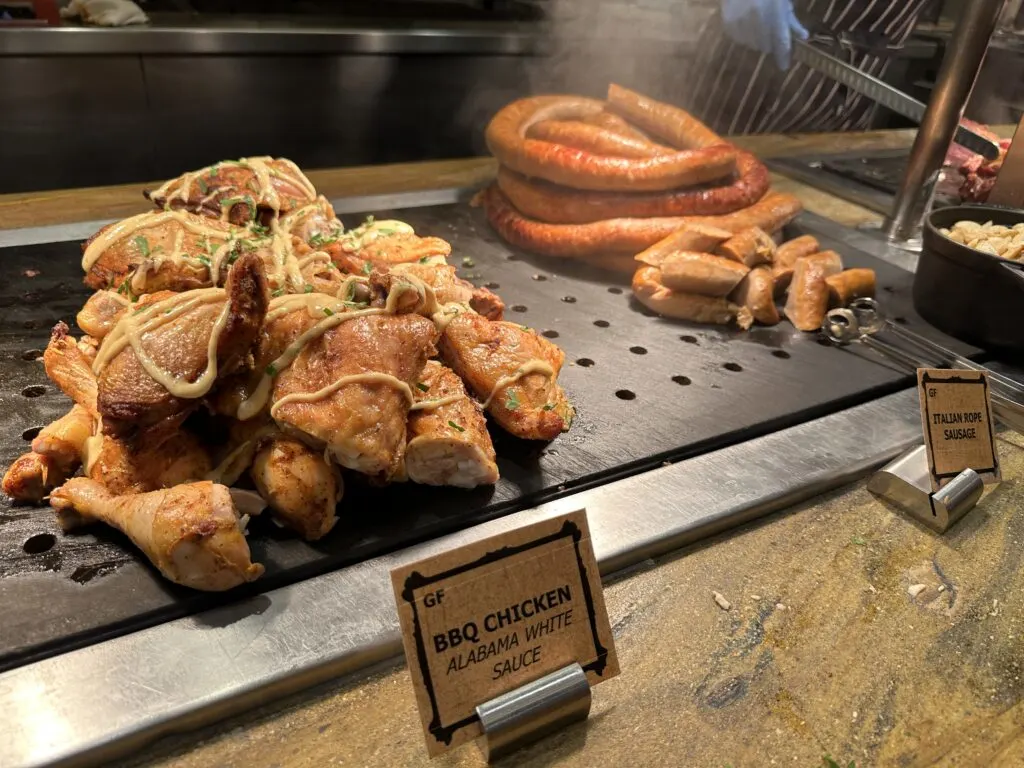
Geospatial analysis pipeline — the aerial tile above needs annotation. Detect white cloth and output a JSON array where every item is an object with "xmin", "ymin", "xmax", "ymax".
[{"xmin": 60, "ymin": 0, "xmax": 148, "ymax": 27}]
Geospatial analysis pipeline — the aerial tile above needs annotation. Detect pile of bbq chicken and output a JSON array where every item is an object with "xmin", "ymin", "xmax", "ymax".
[{"xmin": 2, "ymin": 157, "xmax": 574, "ymax": 592}]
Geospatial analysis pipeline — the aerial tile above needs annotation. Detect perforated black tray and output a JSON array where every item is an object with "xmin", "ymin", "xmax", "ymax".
[{"xmin": 0, "ymin": 202, "xmax": 971, "ymax": 671}]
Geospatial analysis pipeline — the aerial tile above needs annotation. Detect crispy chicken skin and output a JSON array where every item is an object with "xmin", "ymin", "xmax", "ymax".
[
  {"xmin": 78, "ymin": 290, "xmax": 130, "ymax": 340},
  {"xmin": 145, "ymin": 157, "xmax": 316, "ymax": 225},
  {"xmin": 89, "ymin": 429, "xmax": 212, "ymax": 496},
  {"xmin": 405, "ymin": 361, "xmax": 499, "ymax": 488},
  {"xmin": 98, "ymin": 253, "xmax": 268, "ymax": 439},
  {"xmin": 389, "ymin": 262, "xmax": 505, "ymax": 320},
  {"xmin": 51, "ymin": 479, "xmax": 263, "ymax": 591},
  {"xmin": 32, "ymin": 404, "xmax": 94, "ymax": 473},
  {"xmin": 2, "ymin": 452, "xmax": 68, "ymax": 503},
  {"xmin": 329, "ymin": 232, "xmax": 451, "ymax": 275},
  {"xmin": 439, "ymin": 313, "xmax": 572, "ymax": 441},
  {"xmin": 279, "ymin": 195, "xmax": 344, "ymax": 244},
  {"xmin": 82, "ymin": 211, "xmax": 237, "ymax": 291},
  {"xmin": 44, "ymin": 322, "xmax": 99, "ymax": 416},
  {"xmin": 272, "ymin": 314, "xmax": 438, "ymax": 478},
  {"xmin": 251, "ymin": 437, "xmax": 342, "ymax": 540}
]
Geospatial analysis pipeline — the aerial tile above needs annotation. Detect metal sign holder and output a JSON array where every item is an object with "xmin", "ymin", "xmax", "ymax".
[
  {"xmin": 475, "ymin": 663, "xmax": 592, "ymax": 762},
  {"xmin": 867, "ymin": 445, "xmax": 984, "ymax": 533}
]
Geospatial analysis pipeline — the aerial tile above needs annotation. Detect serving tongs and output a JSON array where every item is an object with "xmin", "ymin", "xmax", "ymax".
[{"xmin": 821, "ymin": 298, "xmax": 1024, "ymax": 434}]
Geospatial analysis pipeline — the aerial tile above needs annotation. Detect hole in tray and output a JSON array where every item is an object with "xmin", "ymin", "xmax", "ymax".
[
  {"xmin": 607, "ymin": 287, "xmax": 623, "ymax": 295},
  {"xmin": 615, "ymin": 389, "xmax": 636, "ymax": 401},
  {"xmin": 629, "ymin": 346, "xmax": 647, "ymax": 355},
  {"xmin": 680, "ymin": 335, "xmax": 699, "ymax": 344},
  {"xmin": 723, "ymin": 362, "xmax": 743, "ymax": 372},
  {"xmin": 22, "ymin": 426, "xmax": 42, "ymax": 441},
  {"xmin": 576, "ymin": 358, "xmax": 595, "ymax": 367},
  {"xmin": 484, "ymin": 282, "xmax": 500, "ymax": 290},
  {"xmin": 511, "ymin": 305, "xmax": 528, "ymax": 313},
  {"xmin": 22, "ymin": 349, "xmax": 44, "ymax": 361},
  {"xmin": 562, "ymin": 296, "xmax": 577, "ymax": 303},
  {"xmin": 772, "ymin": 350, "xmax": 791, "ymax": 359},
  {"xmin": 672, "ymin": 375, "xmax": 692, "ymax": 386},
  {"xmin": 531, "ymin": 274, "xmax": 547, "ymax": 281},
  {"xmin": 21, "ymin": 385, "xmax": 46, "ymax": 398},
  {"xmin": 23, "ymin": 533, "xmax": 56, "ymax": 555},
  {"xmin": 594, "ymin": 320, "xmax": 610, "ymax": 328},
  {"xmin": 883, "ymin": 285, "xmax": 895, "ymax": 294},
  {"xmin": 894, "ymin": 316, "xmax": 908, "ymax": 325},
  {"xmin": 542, "ymin": 329, "xmax": 559, "ymax": 339}
]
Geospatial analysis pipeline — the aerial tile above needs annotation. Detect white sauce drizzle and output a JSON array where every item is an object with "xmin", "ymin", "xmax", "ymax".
[
  {"xmin": 82, "ymin": 210, "xmax": 232, "ymax": 273},
  {"xmin": 339, "ymin": 219, "xmax": 414, "ymax": 253},
  {"xmin": 481, "ymin": 360, "xmax": 556, "ymax": 409},
  {"xmin": 270, "ymin": 372, "xmax": 413, "ymax": 419},
  {"xmin": 409, "ymin": 394, "xmax": 466, "ymax": 412},
  {"xmin": 93, "ymin": 288, "xmax": 231, "ymax": 400},
  {"xmin": 237, "ymin": 277, "xmax": 430, "ymax": 421}
]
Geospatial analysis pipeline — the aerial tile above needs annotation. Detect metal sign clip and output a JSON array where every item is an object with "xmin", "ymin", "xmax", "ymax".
[
  {"xmin": 475, "ymin": 663, "xmax": 591, "ymax": 762},
  {"xmin": 867, "ymin": 445, "xmax": 984, "ymax": 533}
]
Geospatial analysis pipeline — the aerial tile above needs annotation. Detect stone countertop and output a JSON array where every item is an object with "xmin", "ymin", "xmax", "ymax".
[
  {"xmin": 16, "ymin": 128, "xmax": 1012, "ymax": 768},
  {"xmin": 126, "ymin": 433, "xmax": 1024, "ymax": 768}
]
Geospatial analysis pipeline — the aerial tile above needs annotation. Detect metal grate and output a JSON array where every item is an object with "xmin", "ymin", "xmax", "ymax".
[{"xmin": 0, "ymin": 200, "xmax": 973, "ymax": 671}]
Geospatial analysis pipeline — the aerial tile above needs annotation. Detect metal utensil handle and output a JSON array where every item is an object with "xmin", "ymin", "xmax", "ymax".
[
  {"xmin": 859, "ymin": 331, "xmax": 1024, "ymax": 434},
  {"xmin": 791, "ymin": 39, "xmax": 1000, "ymax": 160},
  {"xmin": 879, "ymin": 321, "xmax": 1024, "ymax": 400}
]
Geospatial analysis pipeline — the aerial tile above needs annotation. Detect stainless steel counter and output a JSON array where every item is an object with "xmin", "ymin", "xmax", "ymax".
[{"xmin": 0, "ymin": 21, "xmax": 542, "ymax": 56}]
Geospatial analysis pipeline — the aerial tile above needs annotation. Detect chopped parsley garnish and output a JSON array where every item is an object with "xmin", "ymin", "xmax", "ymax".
[
  {"xmin": 196, "ymin": 255, "xmax": 212, "ymax": 267},
  {"xmin": 462, "ymin": 257, "xmax": 475, "ymax": 267},
  {"xmin": 250, "ymin": 223, "xmax": 270, "ymax": 237},
  {"xmin": 363, "ymin": 215, "xmax": 375, "ymax": 227},
  {"xmin": 309, "ymin": 232, "xmax": 337, "ymax": 247},
  {"xmin": 271, "ymin": 288, "xmax": 285, "ymax": 297},
  {"xmin": 377, "ymin": 227, "xmax": 396, "ymax": 236},
  {"xmin": 133, "ymin": 235, "xmax": 151, "ymax": 258},
  {"xmin": 220, "ymin": 195, "xmax": 256, "ymax": 217},
  {"xmin": 304, "ymin": 284, "xmax": 314, "ymax": 294},
  {"xmin": 361, "ymin": 262, "xmax": 372, "ymax": 276},
  {"xmin": 448, "ymin": 420, "xmax": 465, "ymax": 433},
  {"xmin": 323, "ymin": 307, "xmax": 334, "ymax": 317},
  {"xmin": 419, "ymin": 256, "xmax": 430, "ymax": 264},
  {"xmin": 342, "ymin": 300, "xmax": 369, "ymax": 309},
  {"xmin": 265, "ymin": 363, "xmax": 278, "ymax": 375},
  {"xmin": 416, "ymin": 382, "xmax": 430, "ymax": 392},
  {"xmin": 197, "ymin": 178, "xmax": 208, "ymax": 195},
  {"xmin": 116, "ymin": 276, "xmax": 134, "ymax": 298},
  {"xmin": 133, "ymin": 304, "xmax": 151, "ymax": 315},
  {"xmin": 226, "ymin": 251, "xmax": 240, "ymax": 266},
  {"xmin": 542, "ymin": 403, "xmax": 555, "ymax": 411},
  {"xmin": 505, "ymin": 390, "xmax": 520, "ymax": 411}
]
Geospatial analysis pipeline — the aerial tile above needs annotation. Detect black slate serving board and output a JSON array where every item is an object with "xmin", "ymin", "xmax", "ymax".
[{"xmin": 0, "ymin": 203, "xmax": 972, "ymax": 670}]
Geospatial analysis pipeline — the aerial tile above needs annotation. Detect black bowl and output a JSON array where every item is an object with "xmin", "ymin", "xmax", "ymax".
[{"xmin": 914, "ymin": 204, "xmax": 1024, "ymax": 352}]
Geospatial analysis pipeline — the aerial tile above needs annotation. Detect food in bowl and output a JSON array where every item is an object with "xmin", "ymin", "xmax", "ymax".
[{"xmin": 938, "ymin": 219, "xmax": 1024, "ymax": 261}]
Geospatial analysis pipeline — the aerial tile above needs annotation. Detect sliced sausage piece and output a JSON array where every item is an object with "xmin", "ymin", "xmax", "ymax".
[
  {"xmin": 772, "ymin": 235, "xmax": 820, "ymax": 296},
  {"xmin": 635, "ymin": 224, "xmax": 734, "ymax": 267},
  {"xmin": 826, "ymin": 268, "xmax": 876, "ymax": 307},
  {"xmin": 731, "ymin": 266, "xmax": 779, "ymax": 328},
  {"xmin": 632, "ymin": 266, "xmax": 752, "ymax": 326},
  {"xmin": 784, "ymin": 252, "xmax": 844, "ymax": 331},
  {"xmin": 659, "ymin": 251, "xmax": 750, "ymax": 296},
  {"xmin": 716, "ymin": 227, "xmax": 776, "ymax": 267}
]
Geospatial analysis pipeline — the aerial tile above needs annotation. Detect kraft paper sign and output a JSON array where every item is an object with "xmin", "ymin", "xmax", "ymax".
[
  {"xmin": 391, "ymin": 509, "xmax": 618, "ymax": 756},
  {"xmin": 918, "ymin": 368, "xmax": 1000, "ymax": 491}
]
